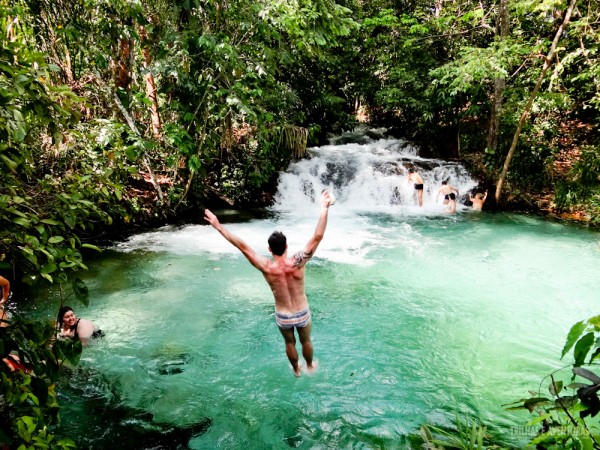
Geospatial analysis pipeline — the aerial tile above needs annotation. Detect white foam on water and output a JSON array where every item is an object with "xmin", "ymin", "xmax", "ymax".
[{"xmin": 116, "ymin": 137, "xmax": 479, "ymax": 266}]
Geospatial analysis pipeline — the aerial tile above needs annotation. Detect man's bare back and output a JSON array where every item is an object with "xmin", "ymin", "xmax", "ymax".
[{"xmin": 261, "ymin": 254, "xmax": 310, "ymax": 314}]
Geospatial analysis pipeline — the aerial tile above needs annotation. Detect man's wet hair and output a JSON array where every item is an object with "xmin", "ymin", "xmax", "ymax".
[
  {"xmin": 268, "ymin": 231, "xmax": 287, "ymax": 256},
  {"xmin": 408, "ymin": 168, "xmax": 415, "ymax": 173}
]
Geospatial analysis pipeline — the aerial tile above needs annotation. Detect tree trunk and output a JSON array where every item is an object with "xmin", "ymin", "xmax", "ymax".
[
  {"xmin": 116, "ymin": 38, "xmax": 133, "ymax": 90},
  {"xmin": 139, "ymin": 26, "xmax": 162, "ymax": 139},
  {"xmin": 495, "ymin": 0, "xmax": 578, "ymax": 204},
  {"xmin": 486, "ymin": 0, "xmax": 509, "ymax": 153},
  {"xmin": 64, "ymin": 47, "xmax": 74, "ymax": 84}
]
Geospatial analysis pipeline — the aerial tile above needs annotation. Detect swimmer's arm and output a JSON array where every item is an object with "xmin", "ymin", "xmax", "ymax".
[
  {"xmin": 299, "ymin": 192, "xmax": 331, "ymax": 266},
  {"xmin": 77, "ymin": 319, "xmax": 97, "ymax": 347},
  {"xmin": 483, "ymin": 191, "xmax": 488, "ymax": 201},
  {"xmin": 204, "ymin": 209, "xmax": 270, "ymax": 272}
]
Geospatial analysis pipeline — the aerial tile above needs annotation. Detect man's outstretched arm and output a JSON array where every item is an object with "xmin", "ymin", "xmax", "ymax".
[
  {"xmin": 298, "ymin": 191, "xmax": 332, "ymax": 265},
  {"xmin": 204, "ymin": 209, "xmax": 270, "ymax": 272}
]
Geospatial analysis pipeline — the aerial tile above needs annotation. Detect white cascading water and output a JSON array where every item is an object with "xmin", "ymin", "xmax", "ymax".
[{"xmin": 272, "ymin": 132, "xmax": 480, "ymax": 215}]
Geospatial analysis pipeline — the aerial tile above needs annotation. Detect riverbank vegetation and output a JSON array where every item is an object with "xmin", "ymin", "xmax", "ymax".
[
  {"xmin": 1, "ymin": 0, "xmax": 599, "ymax": 447},
  {"xmin": 2, "ymin": 0, "xmax": 599, "ymax": 281}
]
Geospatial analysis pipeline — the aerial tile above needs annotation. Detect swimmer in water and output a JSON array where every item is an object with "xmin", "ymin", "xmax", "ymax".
[
  {"xmin": 436, "ymin": 180, "xmax": 459, "ymax": 214},
  {"xmin": 57, "ymin": 306, "xmax": 103, "ymax": 346},
  {"xmin": 469, "ymin": 190, "xmax": 488, "ymax": 211}
]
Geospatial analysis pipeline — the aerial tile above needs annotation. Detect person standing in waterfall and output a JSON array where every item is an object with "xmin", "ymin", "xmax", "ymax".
[
  {"xmin": 204, "ymin": 190, "xmax": 334, "ymax": 377},
  {"xmin": 407, "ymin": 168, "xmax": 424, "ymax": 207},
  {"xmin": 436, "ymin": 180, "xmax": 460, "ymax": 214}
]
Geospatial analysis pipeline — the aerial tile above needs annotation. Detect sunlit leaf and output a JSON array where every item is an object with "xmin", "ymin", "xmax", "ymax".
[
  {"xmin": 574, "ymin": 333, "xmax": 596, "ymax": 367},
  {"xmin": 562, "ymin": 321, "xmax": 587, "ymax": 359}
]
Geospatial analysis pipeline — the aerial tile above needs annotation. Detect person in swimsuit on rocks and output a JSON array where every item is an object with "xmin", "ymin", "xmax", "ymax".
[
  {"xmin": 204, "ymin": 190, "xmax": 333, "ymax": 377},
  {"xmin": 436, "ymin": 180, "xmax": 460, "ymax": 214},
  {"xmin": 58, "ymin": 306, "xmax": 103, "ymax": 346},
  {"xmin": 407, "ymin": 168, "xmax": 424, "ymax": 207}
]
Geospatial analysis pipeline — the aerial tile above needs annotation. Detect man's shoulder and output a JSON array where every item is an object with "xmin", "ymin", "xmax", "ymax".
[{"xmin": 290, "ymin": 250, "xmax": 312, "ymax": 267}]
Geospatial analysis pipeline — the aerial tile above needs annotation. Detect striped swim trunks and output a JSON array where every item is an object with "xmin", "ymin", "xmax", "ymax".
[{"xmin": 275, "ymin": 307, "xmax": 311, "ymax": 329}]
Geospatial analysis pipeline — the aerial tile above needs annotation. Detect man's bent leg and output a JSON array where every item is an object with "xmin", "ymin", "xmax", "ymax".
[
  {"xmin": 297, "ymin": 320, "xmax": 315, "ymax": 371},
  {"xmin": 279, "ymin": 326, "xmax": 301, "ymax": 376}
]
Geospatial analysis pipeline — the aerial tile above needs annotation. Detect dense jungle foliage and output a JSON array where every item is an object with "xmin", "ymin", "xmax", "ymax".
[{"xmin": 1, "ymin": 0, "xmax": 599, "ymax": 448}]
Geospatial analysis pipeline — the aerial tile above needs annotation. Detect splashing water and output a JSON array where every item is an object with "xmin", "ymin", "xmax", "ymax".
[{"xmin": 273, "ymin": 138, "xmax": 478, "ymax": 215}]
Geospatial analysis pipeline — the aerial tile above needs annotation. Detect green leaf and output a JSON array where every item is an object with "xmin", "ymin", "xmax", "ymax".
[
  {"xmin": 41, "ymin": 263, "xmax": 57, "ymax": 274},
  {"xmin": 562, "ymin": 321, "xmax": 587, "ymax": 359},
  {"xmin": 524, "ymin": 397, "xmax": 551, "ymax": 412},
  {"xmin": 48, "ymin": 236, "xmax": 64, "ymax": 244},
  {"xmin": 41, "ymin": 273, "xmax": 53, "ymax": 283},
  {"xmin": 588, "ymin": 315, "xmax": 600, "ymax": 330},
  {"xmin": 549, "ymin": 380, "xmax": 563, "ymax": 396},
  {"xmin": 573, "ymin": 332, "xmax": 595, "ymax": 367},
  {"xmin": 54, "ymin": 339, "xmax": 82, "ymax": 365},
  {"xmin": 13, "ymin": 127, "xmax": 27, "ymax": 142},
  {"xmin": 30, "ymin": 377, "xmax": 49, "ymax": 406},
  {"xmin": 589, "ymin": 347, "xmax": 600, "ymax": 363},
  {"xmin": 40, "ymin": 219, "xmax": 61, "ymax": 225},
  {"xmin": 0, "ymin": 154, "xmax": 19, "ymax": 170},
  {"xmin": 72, "ymin": 278, "xmax": 89, "ymax": 306},
  {"xmin": 81, "ymin": 243, "xmax": 102, "ymax": 252},
  {"xmin": 554, "ymin": 395, "xmax": 578, "ymax": 409},
  {"xmin": 64, "ymin": 215, "xmax": 76, "ymax": 230},
  {"xmin": 17, "ymin": 415, "xmax": 36, "ymax": 442},
  {"xmin": 13, "ymin": 217, "xmax": 31, "ymax": 227}
]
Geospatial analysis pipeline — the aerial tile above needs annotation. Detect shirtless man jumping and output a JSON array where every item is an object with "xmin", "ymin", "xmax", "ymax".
[{"xmin": 204, "ymin": 190, "xmax": 333, "ymax": 376}]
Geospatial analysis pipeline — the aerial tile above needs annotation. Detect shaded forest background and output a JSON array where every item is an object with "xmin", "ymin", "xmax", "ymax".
[{"xmin": 1, "ymin": 0, "xmax": 599, "ymax": 284}]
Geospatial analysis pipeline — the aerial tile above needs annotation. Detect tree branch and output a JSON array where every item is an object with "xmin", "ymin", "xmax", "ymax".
[{"xmin": 495, "ymin": 0, "xmax": 578, "ymax": 204}]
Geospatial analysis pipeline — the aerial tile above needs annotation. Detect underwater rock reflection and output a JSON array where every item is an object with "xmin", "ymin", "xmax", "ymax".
[{"xmin": 56, "ymin": 367, "xmax": 211, "ymax": 449}]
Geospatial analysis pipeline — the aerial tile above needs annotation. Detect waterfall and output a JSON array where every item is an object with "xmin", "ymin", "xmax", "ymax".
[{"xmin": 272, "ymin": 132, "xmax": 479, "ymax": 215}]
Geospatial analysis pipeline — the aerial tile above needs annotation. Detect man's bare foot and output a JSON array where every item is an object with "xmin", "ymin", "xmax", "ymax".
[
  {"xmin": 293, "ymin": 363, "xmax": 302, "ymax": 377},
  {"xmin": 305, "ymin": 359, "xmax": 318, "ymax": 375}
]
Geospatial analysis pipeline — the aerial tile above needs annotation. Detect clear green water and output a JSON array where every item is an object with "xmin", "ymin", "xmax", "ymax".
[
  {"xmin": 20, "ymin": 138, "xmax": 600, "ymax": 448},
  {"xmin": 23, "ymin": 211, "xmax": 600, "ymax": 449}
]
